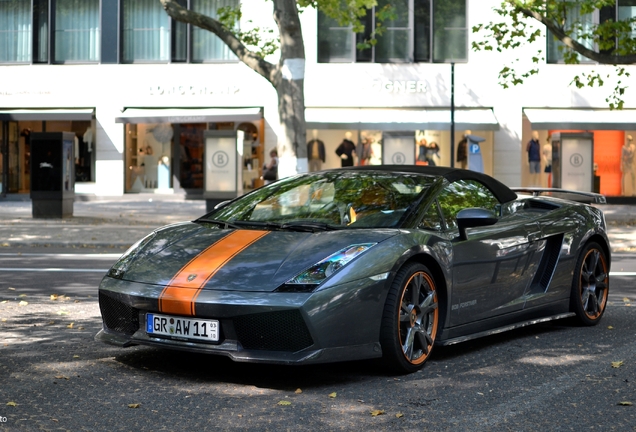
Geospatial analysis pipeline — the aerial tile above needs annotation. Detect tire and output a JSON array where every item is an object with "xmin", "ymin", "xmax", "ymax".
[
  {"xmin": 380, "ymin": 262, "xmax": 439, "ymax": 374},
  {"xmin": 570, "ymin": 242, "xmax": 609, "ymax": 326}
]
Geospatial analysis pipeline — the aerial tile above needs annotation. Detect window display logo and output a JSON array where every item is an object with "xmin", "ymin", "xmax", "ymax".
[
  {"xmin": 212, "ymin": 151, "xmax": 230, "ymax": 168},
  {"xmin": 570, "ymin": 153, "xmax": 584, "ymax": 167},
  {"xmin": 392, "ymin": 152, "xmax": 406, "ymax": 164}
]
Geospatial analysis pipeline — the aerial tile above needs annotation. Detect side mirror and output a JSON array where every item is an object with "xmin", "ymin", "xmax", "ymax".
[{"xmin": 456, "ymin": 208, "xmax": 498, "ymax": 240}]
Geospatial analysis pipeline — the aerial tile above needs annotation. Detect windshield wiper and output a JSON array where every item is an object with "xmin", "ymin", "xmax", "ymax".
[
  {"xmin": 231, "ymin": 220, "xmax": 284, "ymax": 230},
  {"xmin": 280, "ymin": 221, "xmax": 342, "ymax": 232},
  {"xmin": 195, "ymin": 218, "xmax": 241, "ymax": 229}
]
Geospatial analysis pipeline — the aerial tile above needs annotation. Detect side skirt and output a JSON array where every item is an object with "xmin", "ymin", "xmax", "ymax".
[{"xmin": 435, "ymin": 312, "xmax": 575, "ymax": 346}]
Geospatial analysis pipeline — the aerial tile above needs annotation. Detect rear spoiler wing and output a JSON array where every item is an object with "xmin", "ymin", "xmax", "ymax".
[{"xmin": 511, "ymin": 188, "xmax": 607, "ymax": 205}]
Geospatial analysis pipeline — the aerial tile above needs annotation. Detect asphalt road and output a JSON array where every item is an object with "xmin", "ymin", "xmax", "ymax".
[{"xmin": 0, "ymin": 249, "xmax": 635, "ymax": 431}]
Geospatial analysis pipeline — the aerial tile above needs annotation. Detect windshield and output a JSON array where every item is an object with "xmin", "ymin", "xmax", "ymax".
[{"xmin": 206, "ymin": 171, "xmax": 437, "ymax": 229}]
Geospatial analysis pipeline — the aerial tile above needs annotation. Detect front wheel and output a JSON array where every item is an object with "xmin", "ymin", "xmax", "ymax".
[
  {"xmin": 570, "ymin": 242, "xmax": 609, "ymax": 326},
  {"xmin": 380, "ymin": 262, "xmax": 439, "ymax": 374}
]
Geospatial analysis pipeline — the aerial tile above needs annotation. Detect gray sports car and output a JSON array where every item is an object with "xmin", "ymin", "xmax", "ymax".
[{"xmin": 96, "ymin": 166, "xmax": 610, "ymax": 374}]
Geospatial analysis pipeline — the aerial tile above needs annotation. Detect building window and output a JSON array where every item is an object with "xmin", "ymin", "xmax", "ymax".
[
  {"xmin": 547, "ymin": 1, "xmax": 636, "ymax": 63},
  {"xmin": 0, "ymin": 0, "xmax": 31, "ymax": 63},
  {"xmin": 54, "ymin": 0, "xmax": 100, "ymax": 62},
  {"xmin": 0, "ymin": 0, "xmax": 100, "ymax": 64},
  {"xmin": 317, "ymin": 0, "xmax": 467, "ymax": 63},
  {"xmin": 122, "ymin": 0, "xmax": 171, "ymax": 62},
  {"xmin": 122, "ymin": 0, "xmax": 237, "ymax": 63},
  {"xmin": 191, "ymin": 0, "xmax": 236, "ymax": 62}
]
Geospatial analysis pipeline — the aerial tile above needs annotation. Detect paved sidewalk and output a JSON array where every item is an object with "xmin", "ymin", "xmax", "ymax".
[{"xmin": 0, "ymin": 197, "xmax": 635, "ymax": 252}]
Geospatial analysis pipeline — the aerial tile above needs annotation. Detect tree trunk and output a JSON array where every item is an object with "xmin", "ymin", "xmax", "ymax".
[
  {"xmin": 159, "ymin": 0, "xmax": 308, "ymax": 176},
  {"xmin": 272, "ymin": 0, "xmax": 307, "ymax": 177}
]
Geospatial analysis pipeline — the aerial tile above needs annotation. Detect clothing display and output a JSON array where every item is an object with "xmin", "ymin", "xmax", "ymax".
[
  {"xmin": 335, "ymin": 138, "xmax": 356, "ymax": 167},
  {"xmin": 307, "ymin": 139, "xmax": 325, "ymax": 171},
  {"xmin": 457, "ymin": 137, "xmax": 468, "ymax": 169}
]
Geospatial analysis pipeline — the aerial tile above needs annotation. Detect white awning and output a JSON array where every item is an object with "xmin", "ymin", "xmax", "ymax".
[
  {"xmin": 115, "ymin": 108, "xmax": 262, "ymax": 124},
  {"xmin": 305, "ymin": 108, "xmax": 499, "ymax": 131},
  {"xmin": 0, "ymin": 108, "xmax": 94, "ymax": 121},
  {"xmin": 524, "ymin": 108, "xmax": 636, "ymax": 130}
]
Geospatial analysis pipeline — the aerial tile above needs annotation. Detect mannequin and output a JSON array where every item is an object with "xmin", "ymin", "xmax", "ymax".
[
  {"xmin": 425, "ymin": 142, "xmax": 440, "ymax": 166},
  {"xmin": 526, "ymin": 130, "xmax": 541, "ymax": 187},
  {"xmin": 358, "ymin": 137, "xmax": 373, "ymax": 166},
  {"xmin": 457, "ymin": 132, "xmax": 468, "ymax": 169},
  {"xmin": 542, "ymin": 137, "xmax": 552, "ymax": 188},
  {"xmin": 307, "ymin": 129, "xmax": 325, "ymax": 172},
  {"xmin": 335, "ymin": 131, "xmax": 356, "ymax": 167},
  {"xmin": 622, "ymin": 134, "xmax": 635, "ymax": 196}
]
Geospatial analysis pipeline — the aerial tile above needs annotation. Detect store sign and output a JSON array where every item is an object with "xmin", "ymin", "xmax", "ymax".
[
  {"xmin": 149, "ymin": 85, "xmax": 240, "ymax": 96},
  {"xmin": 383, "ymin": 135, "xmax": 415, "ymax": 165},
  {"xmin": 560, "ymin": 136, "xmax": 593, "ymax": 192},
  {"xmin": 205, "ymin": 135, "xmax": 237, "ymax": 193},
  {"xmin": 370, "ymin": 80, "xmax": 427, "ymax": 94}
]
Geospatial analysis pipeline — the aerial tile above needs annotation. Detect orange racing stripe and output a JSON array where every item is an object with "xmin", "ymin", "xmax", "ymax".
[{"xmin": 158, "ymin": 230, "xmax": 269, "ymax": 316}]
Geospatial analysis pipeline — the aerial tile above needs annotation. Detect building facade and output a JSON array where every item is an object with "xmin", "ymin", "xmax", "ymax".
[{"xmin": 1, "ymin": 0, "xmax": 636, "ymax": 200}]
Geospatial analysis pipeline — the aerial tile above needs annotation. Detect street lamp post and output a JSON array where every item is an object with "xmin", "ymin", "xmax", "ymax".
[{"xmin": 450, "ymin": 62, "xmax": 455, "ymax": 168}]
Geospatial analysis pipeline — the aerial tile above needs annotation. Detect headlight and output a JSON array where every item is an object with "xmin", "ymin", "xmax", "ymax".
[
  {"xmin": 276, "ymin": 243, "xmax": 376, "ymax": 293},
  {"xmin": 107, "ymin": 232, "xmax": 156, "ymax": 279}
]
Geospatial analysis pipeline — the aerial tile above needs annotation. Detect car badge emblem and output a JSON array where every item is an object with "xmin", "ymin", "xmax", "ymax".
[{"xmin": 187, "ymin": 274, "xmax": 197, "ymax": 282}]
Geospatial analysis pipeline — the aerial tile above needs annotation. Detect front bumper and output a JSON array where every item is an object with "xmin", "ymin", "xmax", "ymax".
[{"xmin": 96, "ymin": 276, "xmax": 387, "ymax": 365}]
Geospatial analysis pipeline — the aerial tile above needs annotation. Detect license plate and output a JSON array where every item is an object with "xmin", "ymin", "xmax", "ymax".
[{"xmin": 146, "ymin": 313, "xmax": 219, "ymax": 342}]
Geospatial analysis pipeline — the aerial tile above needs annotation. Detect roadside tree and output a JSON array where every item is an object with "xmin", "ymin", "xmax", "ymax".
[
  {"xmin": 159, "ymin": 0, "xmax": 379, "ymax": 176},
  {"xmin": 473, "ymin": 0, "xmax": 636, "ymax": 109}
]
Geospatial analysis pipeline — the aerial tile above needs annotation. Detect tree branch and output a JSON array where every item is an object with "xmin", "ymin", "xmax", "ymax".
[
  {"xmin": 511, "ymin": 3, "xmax": 636, "ymax": 64},
  {"xmin": 159, "ymin": 0, "xmax": 277, "ymax": 83}
]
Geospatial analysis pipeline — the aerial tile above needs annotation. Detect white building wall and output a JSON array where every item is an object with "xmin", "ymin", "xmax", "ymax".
[{"xmin": 1, "ymin": 0, "xmax": 635, "ymax": 195}]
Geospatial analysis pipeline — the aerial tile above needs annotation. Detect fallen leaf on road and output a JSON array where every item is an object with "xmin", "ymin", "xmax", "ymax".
[
  {"xmin": 54, "ymin": 375, "xmax": 69, "ymax": 380},
  {"xmin": 295, "ymin": 388, "xmax": 302, "ymax": 394},
  {"xmin": 50, "ymin": 294, "xmax": 59, "ymax": 301},
  {"xmin": 8, "ymin": 287, "xmax": 15, "ymax": 291},
  {"xmin": 78, "ymin": 326, "xmax": 85, "ymax": 330},
  {"xmin": 73, "ymin": 355, "xmax": 80, "ymax": 359},
  {"xmin": 47, "ymin": 321, "xmax": 55, "ymax": 325},
  {"xmin": 618, "ymin": 401, "xmax": 633, "ymax": 406},
  {"xmin": 278, "ymin": 400, "xmax": 292, "ymax": 406},
  {"xmin": 1, "ymin": 300, "xmax": 7, "ymax": 304},
  {"xmin": 18, "ymin": 294, "xmax": 27, "ymax": 298},
  {"xmin": 18, "ymin": 301, "xmax": 28, "ymax": 306},
  {"xmin": 624, "ymin": 297, "xmax": 631, "ymax": 303},
  {"xmin": 328, "ymin": 392, "xmax": 337, "ymax": 398},
  {"xmin": 67, "ymin": 323, "xmax": 74, "ymax": 329},
  {"xmin": 6, "ymin": 401, "xmax": 17, "ymax": 406},
  {"xmin": 370, "ymin": 410, "xmax": 385, "ymax": 417},
  {"xmin": 1, "ymin": 318, "xmax": 6, "ymax": 322},
  {"xmin": 608, "ymin": 326, "xmax": 614, "ymax": 329},
  {"xmin": 128, "ymin": 403, "xmax": 141, "ymax": 408},
  {"xmin": 612, "ymin": 361, "xmax": 624, "ymax": 368},
  {"xmin": 57, "ymin": 310, "xmax": 69, "ymax": 315},
  {"xmin": 396, "ymin": 413, "xmax": 404, "ymax": 418}
]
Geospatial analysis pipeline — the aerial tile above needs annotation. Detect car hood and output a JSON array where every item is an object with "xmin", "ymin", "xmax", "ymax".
[{"xmin": 122, "ymin": 222, "xmax": 397, "ymax": 292}]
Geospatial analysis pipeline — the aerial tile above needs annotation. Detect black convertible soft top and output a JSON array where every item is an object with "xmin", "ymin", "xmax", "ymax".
[{"xmin": 337, "ymin": 165, "xmax": 519, "ymax": 204}]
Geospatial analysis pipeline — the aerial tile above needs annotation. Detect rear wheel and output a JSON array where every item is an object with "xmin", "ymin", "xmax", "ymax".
[
  {"xmin": 570, "ymin": 242, "xmax": 609, "ymax": 326},
  {"xmin": 380, "ymin": 262, "xmax": 439, "ymax": 374}
]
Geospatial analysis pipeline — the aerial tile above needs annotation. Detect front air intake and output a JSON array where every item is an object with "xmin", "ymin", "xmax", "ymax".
[
  {"xmin": 99, "ymin": 292, "xmax": 140, "ymax": 336},
  {"xmin": 234, "ymin": 310, "xmax": 314, "ymax": 352}
]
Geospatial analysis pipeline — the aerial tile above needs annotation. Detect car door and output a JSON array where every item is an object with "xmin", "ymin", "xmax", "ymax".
[{"xmin": 438, "ymin": 180, "xmax": 543, "ymax": 326}]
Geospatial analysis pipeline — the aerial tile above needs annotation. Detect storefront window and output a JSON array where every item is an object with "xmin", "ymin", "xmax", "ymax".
[
  {"xmin": 122, "ymin": 0, "xmax": 171, "ymax": 62},
  {"xmin": 0, "ymin": 0, "xmax": 31, "ymax": 63},
  {"xmin": 54, "ymin": 0, "xmax": 100, "ymax": 62}
]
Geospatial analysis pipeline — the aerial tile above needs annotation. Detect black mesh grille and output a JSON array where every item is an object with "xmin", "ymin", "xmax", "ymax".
[
  {"xmin": 234, "ymin": 310, "xmax": 313, "ymax": 352},
  {"xmin": 99, "ymin": 292, "xmax": 140, "ymax": 336}
]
